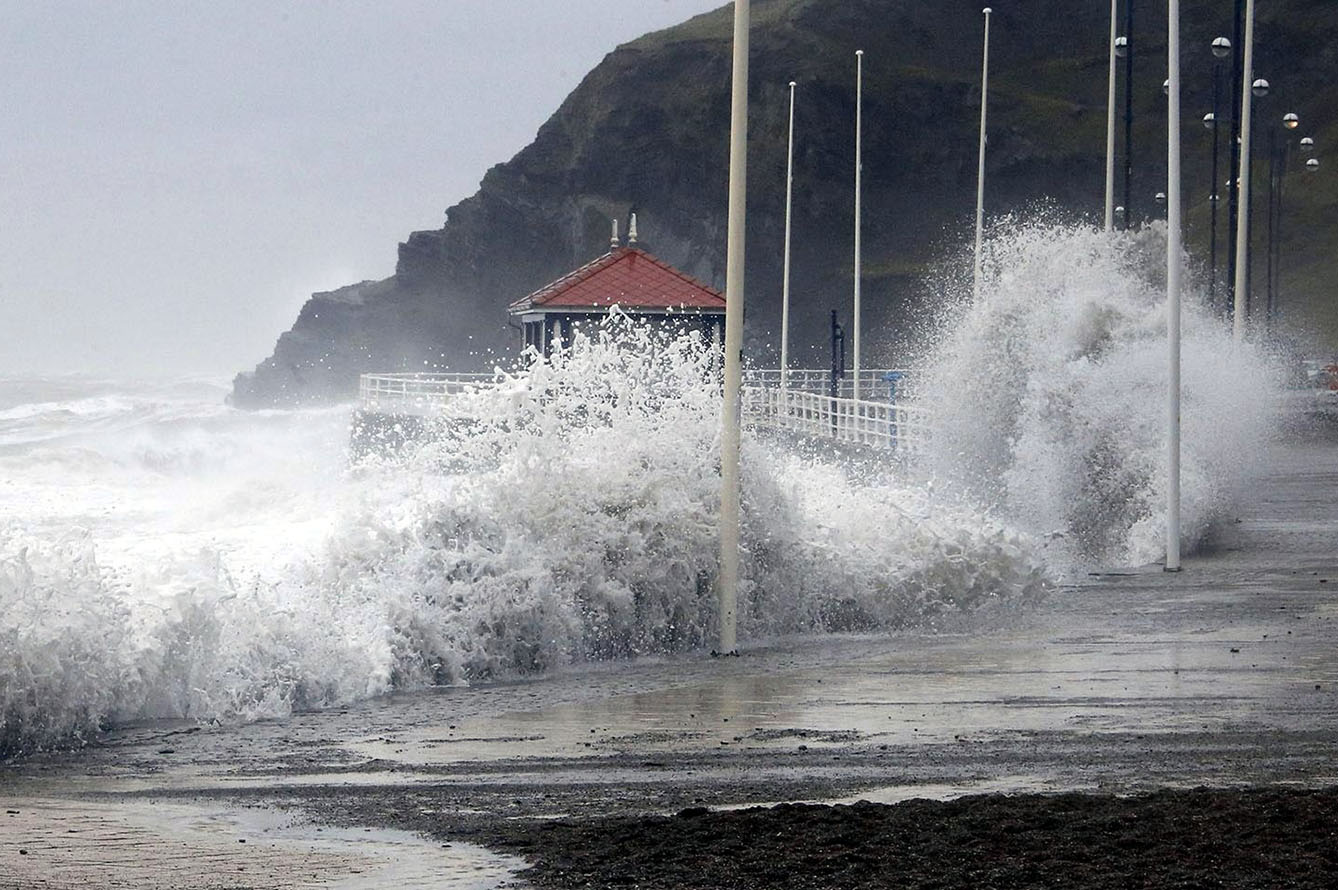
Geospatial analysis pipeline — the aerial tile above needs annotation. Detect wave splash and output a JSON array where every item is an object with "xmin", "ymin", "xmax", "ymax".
[
  {"xmin": 2, "ymin": 318, "xmax": 1046, "ymax": 755},
  {"xmin": 913, "ymin": 221, "xmax": 1285, "ymax": 568}
]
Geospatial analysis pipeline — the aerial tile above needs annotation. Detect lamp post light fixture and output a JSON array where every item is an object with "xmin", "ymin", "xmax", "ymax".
[
  {"xmin": 1283, "ymin": 112, "xmax": 1299, "ymax": 130},
  {"xmin": 1212, "ymin": 36, "xmax": 1232, "ymax": 60},
  {"xmin": 1306, "ymin": 157, "xmax": 1320, "ymax": 172},
  {"xmin": 1300, "ymin": 136, "xmax": 1315, "ymax": 153},
  {"xmin": 1115, "ymin": 35, "xmax": 1128, "ymax": 57},
  {"xmin": 1252, "ymin": 77, "xmax": 1270, "ymax": 98}
]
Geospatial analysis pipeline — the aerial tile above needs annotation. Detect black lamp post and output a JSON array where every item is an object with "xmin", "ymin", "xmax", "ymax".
[
  {"xmin": 1245, "ymin": 76, "xmax": 1270, "ymax": 319},
  {"xmin": 1208, "ymin": 36, "xmax": 1231, "ymax": 309},
  {"xmin": 1267, "ymin": 113, "xmax": 1303, "ymax": 328},
  {"xmin": 1226, "ymin": 0, "xmax": 1246, "ymax": 311},
  {"xmin": 1116, "ymin": 19, "xmax": 1133, "ymax": 229}
]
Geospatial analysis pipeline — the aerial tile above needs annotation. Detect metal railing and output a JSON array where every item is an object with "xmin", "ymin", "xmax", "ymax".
[
  {"xmin": 357, "ymin": 368, "xmax": 929, "ymax": 452},
  {"xmin": 742, "ymin": 368, "xmax": 914, "ymax": 402},
  {"xmin": 358, "ymin": 372, "xmax": 498, "ymax": 416},
  {"xmin": 742, "ymin": 385, "xmax": 929, "ymax": 453}
]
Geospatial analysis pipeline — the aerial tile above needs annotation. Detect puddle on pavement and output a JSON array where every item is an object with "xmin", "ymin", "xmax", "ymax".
[{"xmin": 348, "ymin": 634, "xmax": 1290, "ymax": 768}]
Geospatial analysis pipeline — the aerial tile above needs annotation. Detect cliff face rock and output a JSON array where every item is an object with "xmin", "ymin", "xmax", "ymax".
[{"xmin": 232, "ymin": 0, "xmax": 1338, "ymax": 407}]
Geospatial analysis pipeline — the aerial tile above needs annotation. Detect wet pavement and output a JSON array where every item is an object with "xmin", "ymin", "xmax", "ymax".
[{"xmin": 3, "ymin": 419, "xmax": 1337, "ymax": 885}]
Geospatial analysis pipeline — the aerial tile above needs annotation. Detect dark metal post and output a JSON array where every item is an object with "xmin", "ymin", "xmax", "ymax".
[
  {"xmin": 1265, "ymin": 126, "xmax": 1277, "ymax": 326},
  {"xmin": 1226, "ymin": 0, "xmax": 1245, "ymax": 309},
  {"xmin": 1245, "ymin": 101, "xmax": 1260, "ymax": 320},
  {"xmin": 829, "ymin": 310, "xmax": 845, "ymax": 436},
  {"xmin": 1209, "ymin": 62, "xmax": 1222, "ymax": 308},
  {"xmin": 1123, "ymin": 0, "xmax": 1135, "ymax": 228},
  {"xmin": 1269, "ymin": 135, "xmax": 1291, "ymax": 328}
]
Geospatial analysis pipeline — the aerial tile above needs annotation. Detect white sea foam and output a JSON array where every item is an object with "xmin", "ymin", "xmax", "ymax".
[
  {"xmin": 1, "ymin": 224, "xmax": 1286, "ymax": 754},
  {"xmin": 912, "ymin": 221, "xmax": 1285, "ymax": 568}
]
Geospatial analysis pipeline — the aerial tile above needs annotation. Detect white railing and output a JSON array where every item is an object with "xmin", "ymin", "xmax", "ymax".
[
  {"xmin": 742, "ymin": 385, "xmax": 929, "ymax": 453},
  {"xmin": 358, "ymin": 372, "xmax": 497, "ymax": 416},
  {"xmin": 357, "ymin": 367, "xmax": 928, "ymax": 453}
]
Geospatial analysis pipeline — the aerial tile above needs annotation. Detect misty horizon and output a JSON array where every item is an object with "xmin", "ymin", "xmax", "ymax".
[{"xmin": 1, "ymin": 0, "xmax": 723, "ymax": 378}]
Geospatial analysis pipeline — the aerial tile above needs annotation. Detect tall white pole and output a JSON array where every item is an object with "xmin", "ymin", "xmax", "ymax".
[
  {"xmin": 780, "ymin": 80, "xmax": 796, "ymax": 400},
  {"xmin": 852, "ymin": 49, "xmax": 863, "ymax": 401},
  {"xmin": 973, "ymin": 8, "xmax": 992, "ymax": 298},
  {"xmin": 1232, "ymin": 0, "xmax": 1256, "ymax": 342},
  {"xmin": 718, "ymin": 0, "xmax": 748, "ymax": 656},
  {"xmin": 1104, "ymin": 0, "xmax": 1119, "ymax": 231},
  {"xmin": 1166, "ymin": 0, "xmax": 1182, "ymax": 572}
]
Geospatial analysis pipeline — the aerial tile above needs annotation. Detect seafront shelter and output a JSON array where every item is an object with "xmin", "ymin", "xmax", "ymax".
[{"xmin": 507, "ymin": 217, "xmax": 725, "ymax": 357}]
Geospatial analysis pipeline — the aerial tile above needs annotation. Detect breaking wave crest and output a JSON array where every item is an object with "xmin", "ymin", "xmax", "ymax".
[
  {"xmin": 8, "ymin": 220, "xmax": 1281, "ymax": 756},
  {"xmin": 913, "ymin": 221, "xmax": 1285, "ymax": 568},
  {"xmin": 2, "ymin": 317, "xmax": 1046, "ymax": 755}
]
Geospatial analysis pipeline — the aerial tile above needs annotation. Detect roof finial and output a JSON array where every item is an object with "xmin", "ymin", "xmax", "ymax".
[
  {"xmin": 628, "ymin": 213, "xmax": 638, "ymax": 246},
  {"xmin": 610, "ymin": 218, "xmax": 619, "ymax": 251}
]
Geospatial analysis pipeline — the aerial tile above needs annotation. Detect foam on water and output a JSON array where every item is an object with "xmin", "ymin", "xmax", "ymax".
[{"xmin": 0, "ymin": 224, "xmax": 1284, "ymax": 754}]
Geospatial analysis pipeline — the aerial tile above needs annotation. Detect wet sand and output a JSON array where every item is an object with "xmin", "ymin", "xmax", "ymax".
[{"xmin": 2, "ymin": 411, "xmax": 1337, "ymax": 888}]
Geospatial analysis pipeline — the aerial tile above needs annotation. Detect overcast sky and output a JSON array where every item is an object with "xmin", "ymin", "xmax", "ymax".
[{"xmin": 0, "ymin": 0, "xmax": 723, "ymax": 379}]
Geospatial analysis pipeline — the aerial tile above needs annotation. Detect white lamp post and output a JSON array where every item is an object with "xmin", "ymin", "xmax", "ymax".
[
  {"xmin": 780, "ymin": 80, "xmax": 796, "ymax": 403},
  {"xmin": 974, "ymin": 7, "xmax": 993, "ymax": 298},
  {"xmin": 1166, "ymin": 0, "xmax": 1183, "ymax": 572},
  {"xmin": 718, "ymin": 0, "xmax": 749, "ymax": 656},
  {"xmin": 852, "ymin": 49, "xmax": 864, "ymax": 401},
  {"xmin": 1232, "ymin": 0, "xmax": 1256, "ymax": 341}
]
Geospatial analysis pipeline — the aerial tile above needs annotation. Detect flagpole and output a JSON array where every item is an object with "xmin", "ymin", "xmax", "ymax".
[
  {"xmin": 717, "ymin": 0, "xmax": 749, "ymax": 656},
  {"xmin": 852, "ymin": 49, "xmax": 863, "ymax": 401},
  {"xmin": 1166, "ymin": 0, "xmax": 1183, "ymax": 571},
  {"xmin": 780, "ymin": 80, "xmax": 796, "ymax": 401},
  {"xmin": 974, "ymin": 8, "xmax": 993, "ymax": 296}
]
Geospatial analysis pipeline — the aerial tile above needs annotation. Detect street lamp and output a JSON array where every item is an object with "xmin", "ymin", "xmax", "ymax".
[
  {"xmin": 1252, "ymin": 77, "xmax": 1270, "ymax": 98},
  {"xmin": 1118, "ymin": 22, "xmax": 1134, "ymax": 228},
  {"xmin": 1306, "ymin": 157, "xmax": 1321, "ymax": 172},
  {"xmin": 1300, "ymin": 136, "xmax": 1315, "ymax": 153},
  {"xmin": 1207, "ymin": 36, "xmax": 1231, "ymax": 309},
  {"xmin": 1266, "ymin": 113, "xmax": 1303, "ymax": 329},
  {"xmin": 1283, "ymin": 112, "xmax": 1299, "ymax": 130},
  {"xmin": 1104, "ymin": 0, "xmax": 1119, "ymax": 231},
  {"xmin": 1231, "ymin": 0, "xmax": 1259, "ymax": 341},
  {"xmin": 974, "ymin": 7, "xmax": 993, "ymax": 298}
]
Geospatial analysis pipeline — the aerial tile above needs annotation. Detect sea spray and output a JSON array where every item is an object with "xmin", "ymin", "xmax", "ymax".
[
  {"xmin": 913, "ymin": 221, "xmax": 1285, "ymax": 568},
  {"xmin": 1, "ymin": 320, "xmax": 1048, "ymax": 754}
]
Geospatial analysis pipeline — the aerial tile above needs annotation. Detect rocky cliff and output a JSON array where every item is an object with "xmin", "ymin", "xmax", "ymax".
[{"xmin": 232, "ymin": 0, "xmax": 1338, "ymax": 406}]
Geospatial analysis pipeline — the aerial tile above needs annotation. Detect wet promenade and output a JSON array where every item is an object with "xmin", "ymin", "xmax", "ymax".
[{"xmin": 3, "ymin": 416, "xmax": 1336, "ymax": 887}]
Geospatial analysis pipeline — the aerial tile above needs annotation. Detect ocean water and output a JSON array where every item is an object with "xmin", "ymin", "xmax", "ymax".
[{"xmin": 0, "ymin": 223, "xmax": 1283, "ymax": 755}]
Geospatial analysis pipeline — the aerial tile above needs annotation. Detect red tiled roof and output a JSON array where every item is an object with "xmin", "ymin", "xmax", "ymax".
[{"xmin": 508, "ymin": 247, "xmax": 725, "ymax": 314}]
